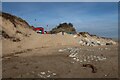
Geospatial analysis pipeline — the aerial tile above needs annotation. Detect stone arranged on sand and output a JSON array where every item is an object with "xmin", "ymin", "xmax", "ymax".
[
  {"xmin": 37, "ymin": 71, "xmax": 57, "ymax": 78},
  {"xmin": 17, "ymin": 70, "xmax": 57, "ymax": 78},
  {"xmin": 58, "ymin": 47, "xmax": 107, "ymax": 64}
]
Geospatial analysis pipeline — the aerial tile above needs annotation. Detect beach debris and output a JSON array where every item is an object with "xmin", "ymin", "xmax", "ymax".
[{"xmin": 82, "ymin": 64, "xmax": 97, "ymax": 73}]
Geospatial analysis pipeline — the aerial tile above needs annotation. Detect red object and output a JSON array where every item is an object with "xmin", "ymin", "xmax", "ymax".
[{"xmin": 32, "ymin": 26, "xmax": 44, "ymax": 34}]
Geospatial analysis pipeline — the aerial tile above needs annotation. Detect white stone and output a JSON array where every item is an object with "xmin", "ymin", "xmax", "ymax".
[
  {"xmin": 105, "ymin": 48, "xmax": 108, "ymax": 50},
  {"xmin": 73, "ymin": 57, "xmax": 77, "ymax": 60},
  {"xmin": 73, "ymin": 35, "xmax": 78, "ymax": 38},
  {"xmin": 76, "ymin": 58, "xmax": 80, "ymax": 62},
  {"xmin": 71, "ymin": 61, "xmax": 75, "ymax": 63},
  {"xmin": 58, "ymin": 49, "xmax": 64, "ymax": 52},
  {"xmin": 83, "ymin": 59, "xmax": 87, "ymax": 62},
  {"xmin": 91, "ymin": 58, "xmax": 94, "ymax": 60},
  {"xmin": 80, "ymin": 60, "xmax": 83, "ymax": 62},
  {"xmin": 97, "ymin": 41, "xmax": 100, "ymax": 44},
  {"xmin": 93, "ymin": 56, "xmax": 96, "ymax": 58},
  {"xmin": 48, "ymin": 70, "xmax": 51, "ymax": 73},
  {"xmin": 95, "ymin": 59, "xmax": 98, "ymax": 61},
  {"xmin": 41, "ymin": 72, "xmax": 45, "ymax": 75},
  {"xmin": 103, "ymin": 57, "xmax": 107, "ymax": 60},
  {"xmin": 53, "ymin": 73, "xmax": 56, "ymax": 76},
  {"xmin": 104, "ymin": 75, "xmax": 107, "ymax": 77},
  {"xmin": 47, "ymin": 75, "xmax": 50, "ymax": 78},
  {"xmin": 86, "ymin": 43, "xmax": 90, "ymax": 46}
]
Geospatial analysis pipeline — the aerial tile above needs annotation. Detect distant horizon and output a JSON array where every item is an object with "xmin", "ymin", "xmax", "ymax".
[{"xmin": 2, "ymin": 2, "xmax": 118, "ymax": 39}]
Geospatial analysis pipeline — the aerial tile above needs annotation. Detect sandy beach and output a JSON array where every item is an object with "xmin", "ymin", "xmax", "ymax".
[{"xmin": 2, "ymin": 41, "xmax": 118, "ymax": 78}]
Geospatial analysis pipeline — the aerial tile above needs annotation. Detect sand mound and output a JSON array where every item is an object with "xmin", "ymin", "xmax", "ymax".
[
  {"xmin": 0, "ymin": 12, "xmax": 37, "ymax": 41},
  {"xmin": 0, "ymin": 12, "xmax": 38, "ymax": 55}
]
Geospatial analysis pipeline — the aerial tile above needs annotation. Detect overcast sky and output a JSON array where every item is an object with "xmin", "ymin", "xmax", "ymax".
[{"xmin": 2, "ymin": 2, "xmax": 118, "ymax": 38}]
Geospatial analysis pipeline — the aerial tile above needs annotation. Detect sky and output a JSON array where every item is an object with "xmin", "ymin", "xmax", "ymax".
[{"xmin": 2, "ymin": 2, "xmax": 118, "ymax": 38}]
